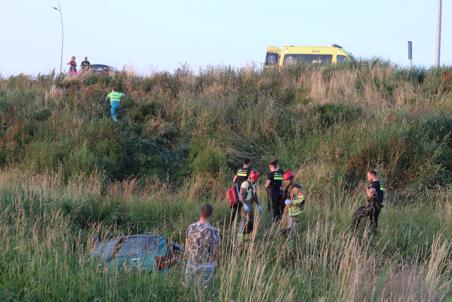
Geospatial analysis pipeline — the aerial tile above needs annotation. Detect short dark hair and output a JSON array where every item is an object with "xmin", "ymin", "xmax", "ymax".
[
  {"xmin": 270, "ymin": 159, "xmax": 279, "ymax": 168},
  {"xmin": 200, "ymin": 204, "xmax": 213, "ymax": 219},
  {"xmin": 368, "ymin": 169, "xmax": 377, "ymax": 176},
  {"xmin": 243, "ymin": 158, "xmax": 250, "ymax": 165}
]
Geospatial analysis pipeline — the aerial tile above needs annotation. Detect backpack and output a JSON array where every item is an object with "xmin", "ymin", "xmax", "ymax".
[{"xmin": 227, "ymin": 185, "xmax": 239, "ymax": 208}]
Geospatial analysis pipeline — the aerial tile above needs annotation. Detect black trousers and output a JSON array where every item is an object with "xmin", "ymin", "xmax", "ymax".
[
  {"xmin": 351, "ymin": 201, "xmax": 381, "ymax": 233},
  {"xmin": 230, "ymin": 202, "xmax": 242, "ymax": 225},
  {"xmin": 269, "ymin": 190, "xmax": 284, "ymax": 221}
]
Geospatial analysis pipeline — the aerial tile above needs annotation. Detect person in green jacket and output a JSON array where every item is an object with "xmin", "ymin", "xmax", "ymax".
[{"xmin": 105, "ymin": 88, "xmax": 125, "ymax": 122}]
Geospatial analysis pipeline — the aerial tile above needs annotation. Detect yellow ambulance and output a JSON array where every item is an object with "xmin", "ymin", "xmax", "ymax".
[{"xmin": 265, "ymin": 44, "xmax": 353, "ymax": 67}]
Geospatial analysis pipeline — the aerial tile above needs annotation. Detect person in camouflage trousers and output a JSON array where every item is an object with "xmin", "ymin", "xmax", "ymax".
[
  {"xmin": 184, "ymin": 204, "xmax": 220, "ymax": 286},
  {"xmin": 351, "ymin": 169, "xmax": 385, "ymax": 234}
]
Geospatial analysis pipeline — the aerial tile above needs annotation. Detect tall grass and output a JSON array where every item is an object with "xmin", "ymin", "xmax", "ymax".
[
  {"xmin": 0, "ymin": 63, "xmax": 451, "ymax": 301},
  {"xmin": 0, "ymin": 169, "xmax": 450, "ymax": 301},
  {"xmin": 1, "ymin": 63, "xmax": 451, "ymax": 188}
]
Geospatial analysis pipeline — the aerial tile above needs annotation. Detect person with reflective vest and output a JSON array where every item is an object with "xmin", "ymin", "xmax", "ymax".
[
  {"xmin": 230, "ymin": 158, "xmax": 252, "ymax": 224},
  {"xmin": 238, "ymin": 170, "xmax": 263, "ymax": 241},
  {"xmin": 265, "ymin": 159, "xmax": 284, "ymax": 221},
  {"xmin": 351, "ymin": 169, "xmax": 385, "ymax": 234},
  {"xmin": 281, "ymin": 170, "xmax": 305, "ymax": 234},
  {"xmin": 105, "ymin": 88, "xmax": 125, "ymax": 123}
]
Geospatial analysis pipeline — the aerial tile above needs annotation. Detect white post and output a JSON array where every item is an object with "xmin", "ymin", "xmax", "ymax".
[{"xmin": 436, "ymin": 0, "xmax": 442, "ymax": 67}]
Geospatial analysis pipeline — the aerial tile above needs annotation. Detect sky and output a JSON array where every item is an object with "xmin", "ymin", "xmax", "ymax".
[{"xmin": 0, "ymin": 0, "xmax": 451, "ymax": 75}]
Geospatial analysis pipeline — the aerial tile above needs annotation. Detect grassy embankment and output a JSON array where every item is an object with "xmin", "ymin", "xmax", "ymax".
[{"xmin": 0, "ymin": 62, "xmax": 451, "ymax": 301}]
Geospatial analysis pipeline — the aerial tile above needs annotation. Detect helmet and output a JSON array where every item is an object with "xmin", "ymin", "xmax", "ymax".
[
  {"xmin": 249, "ymin": 170, "xmax": 260, "ymax": 181},
  {"xmin": 283, "ymin": 170, "xmax": 294, "ymax": 180}
]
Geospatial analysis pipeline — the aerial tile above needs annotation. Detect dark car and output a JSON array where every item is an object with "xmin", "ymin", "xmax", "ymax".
[
  {"xmin": 88, "ymin": 64, "xmax": 119, "ymax": 74},
  {"xmin": 91, "ymin": 234, "xmax": 183, "ymax": 273}
]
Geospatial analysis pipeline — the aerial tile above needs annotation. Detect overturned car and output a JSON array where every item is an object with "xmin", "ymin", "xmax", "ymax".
[{"xmin": 91, "ymin": 234, "xmax": 183, "ymax": 272}]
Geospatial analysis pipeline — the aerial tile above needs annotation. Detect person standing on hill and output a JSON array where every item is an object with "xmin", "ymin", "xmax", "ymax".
[
  {"xmin": 184, "ymin": 204, "xmax": 220, "ymax": 286},
  {"xmin": 81, "ymin": 57, "xmax": 91, "ymax": 71},
  {"xmin": 238, "ymin": 170, "xmax": 263, "ymax": 241},
  {"xmin": 281, "ymin": 170, "xmax": 305, "ymax": 235},
  {"xmin": 230, "ymin": 158, "xmax": 252, "ymax": 224},
  {"xmin": 105, "ymin": 88, "xmax": 125, "ymax": 123},
  {"xmin": 265, "ymin": 159, "xmax": 284, "ymax": 221},
  {"xmin": 67, "ymin": 56, "xmax": 77, "ymax": 75},
  {"xmin": 351, "ymin": 169, "xmax": 385, "ymax": 234}
]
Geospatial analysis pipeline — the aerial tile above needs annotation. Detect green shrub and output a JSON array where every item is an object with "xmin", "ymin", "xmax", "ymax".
[
  {"xmin": 312, "ymin": 103, "xmax": 364, "ymax": 128},
  {"xmin": 34, "ymin": 108, "xmax": 52, "ymax": 121},
  {"xmin": 189, "ymin": 138, "xmax": 227, "ymax": 175}
]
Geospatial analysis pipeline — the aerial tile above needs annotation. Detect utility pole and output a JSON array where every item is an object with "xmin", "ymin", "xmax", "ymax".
[
  {"xmin": 53, "ymin": 2, "xmax": 64, "ymax": 74},
  {"xmin": 436, "ymin": 0, "xmax": 442, "ymax": 67}
]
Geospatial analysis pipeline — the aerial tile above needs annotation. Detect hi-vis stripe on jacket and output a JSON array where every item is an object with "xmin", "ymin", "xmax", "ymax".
[
  {"xmin": 273, "ymin": 171, "xmax": 283, "ymax": 181},
  {"xmin": 236, "ymin": 169, "xmax": 248, "ymax": 177},
  {"xmin": 286, "ymin": 183, "xmax": 305, "ymax": 217}
]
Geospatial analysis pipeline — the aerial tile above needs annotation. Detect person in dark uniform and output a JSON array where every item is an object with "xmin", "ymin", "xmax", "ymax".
[
  {"xmin": 351, "ymin": 169, "xmax": 385, "ymax": 234},
  {"xmin": 230, "ymin": 158, "xmax": 251, "ymax": 224},
  {"xmin": 265, "ymin": 159, "xmax": 284, "ymax": 221}
]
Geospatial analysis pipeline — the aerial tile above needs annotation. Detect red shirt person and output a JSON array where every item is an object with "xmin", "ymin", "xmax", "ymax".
[{"xmin": 67, "ymin": 56, "xmax": 77, "ymax": 75}]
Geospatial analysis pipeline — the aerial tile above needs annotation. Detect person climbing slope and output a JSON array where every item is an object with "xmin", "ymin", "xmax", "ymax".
[{"xmin": 105, "ymin": 88, "xmax": 125, "ymax": 123}]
